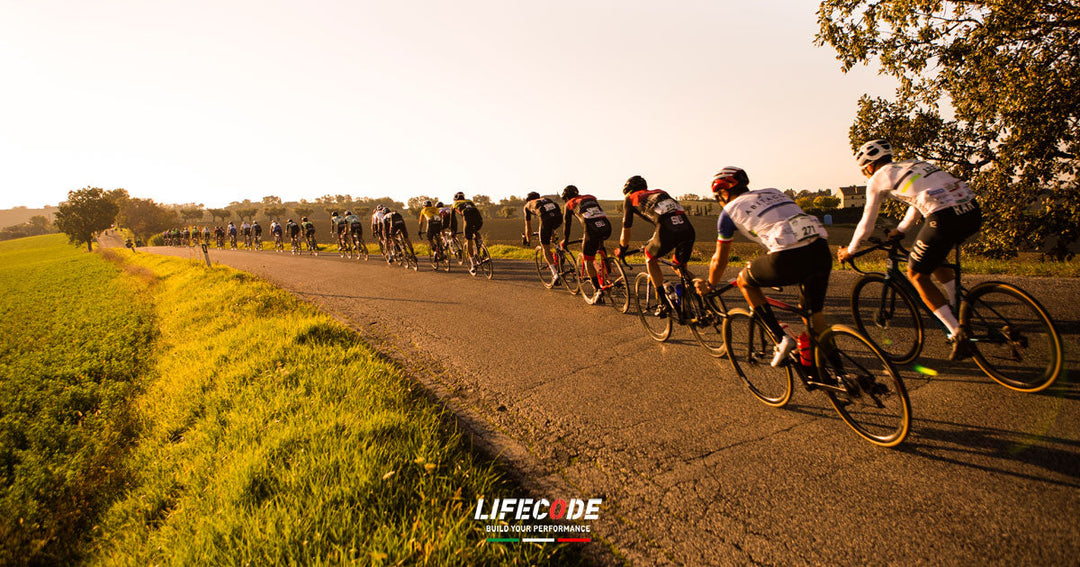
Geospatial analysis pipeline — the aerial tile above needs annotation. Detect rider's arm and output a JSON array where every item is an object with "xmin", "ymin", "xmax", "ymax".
[
  {"xmin": 846, "ymin": 179, "xmax": 886, "ymax": 255},
  {"xmin": 562, "ymin": 206, "xmax": 573, "ymax": 244},
  {"xmin": 618, "ymin": 197, "xmax": 634, "ymax": 248},
  {"xmin": 523, "ymin": 209, "xmax": 533, "ymax": 245},
  {"xmin": 706, "ymin": 239, "xmax": 734, "ymax": 287}
]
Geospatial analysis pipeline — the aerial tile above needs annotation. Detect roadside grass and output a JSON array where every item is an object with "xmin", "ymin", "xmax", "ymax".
[
  {"xmin": 91, "ymin": 250, "xmax": 579, "ymax": 565},
  {"xmin": 0, "ymin": 234, "xmax": 156, "ymax": 566}
]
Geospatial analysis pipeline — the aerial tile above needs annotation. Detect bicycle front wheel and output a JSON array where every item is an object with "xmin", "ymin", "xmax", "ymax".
[
  {"xmin": 604, "ymin": 257, "xmax": 630, "ymax": 313},
  {"xmin": 559, "ymin": 249, "xmax": 580, "ymax": 294},
  {"xmin": 817, "ymin": 325, "xmax": 910, "ymax": 447},
  {"xmin": 851, "ymin": 274, "xmax": 923, "ymax": 365},
  {"xmin": 723, "ymin": 308, "xmax": 792, "ymax": 406},
  {"xmin": 578, "ymin": 256, "xmax": 598, "ymax": 303},
  {"xmin": 476, "ymin": 241, "xmax": 494, "ymax": 279},
  {"xmin": 689, "ymin": 294, "xmax": 727, "ymax": 358},
  {"xmin": 633, "ymin": 272, "xmax": 673, "ymax": 342},
  {"xmin": 961, "ymin": 282, "xmax": 1064, "ymax": 392}
]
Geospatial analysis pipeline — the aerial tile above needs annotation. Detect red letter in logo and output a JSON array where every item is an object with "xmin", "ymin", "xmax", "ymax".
[{"xmin": 549, "ymin": 499, "xmax": 567, "ymax": 520}]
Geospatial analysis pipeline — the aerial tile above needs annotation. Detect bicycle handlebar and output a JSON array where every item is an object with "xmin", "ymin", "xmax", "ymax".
[{"xmin": 843, "ymin": 233, "xmax": 908, "ymax": 275}]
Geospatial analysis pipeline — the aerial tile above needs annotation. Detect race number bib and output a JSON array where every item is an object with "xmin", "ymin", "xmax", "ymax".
[
  {"xmin": 787, "ymin": 214, "xmax": 822, "ymax": 241},
  {"xmin": 654, "ymin": 198, "xmax": 682, "ymax": 216},
  {"xmin": 582, "ymin": 207, "xmax": 606, "ymax": 220}
]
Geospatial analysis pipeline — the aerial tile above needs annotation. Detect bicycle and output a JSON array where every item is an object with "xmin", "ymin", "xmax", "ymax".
[
  {"xmin": 443, "ymin": 230, "xmax": 464, "ymax": 265},
  {"xmin": 229, "ymin": 234, "xmax": 238, "ymax": 250},
  {"xmin": 216, "ymin": 235, "xmax": 225, "ymax": 249},
  {"xmin": 304, "ymin": 232, "xmax": 319, "ymax": 256},
  {"xmin": 576, "ymin": 244, "xmax": 631, "ymax": 312},
  {"xmin": 252, "ymin": 233, "xmax": 262, "ymax": 251},
  {"xmin": 337, "ymin": 229, "xmax": 353, "ymax": 259},
  {"xmin": 467, "ymin": 233, "xmax": 494, "ymax": 279},
  {"xmin": 629, "ymin": 252, "xmax": 728, "ymax": 358},
  {"xmin": 722, "ymin": 289, "xmax": 911, "ymax": 447},
  {"xmin": 290, "ymin": 233, "xmax": 302, "ymax": 255},
  {"xmin": 350, "ymin": 230, "xmax": 369, "ymax": 261},
  {"xmin": 386, "ymin": 231, "xmax": 418, "ymax": 271},
  {"xmin": 845, "ymin": 235, "xmax": 1064, "ymax": 392},
  {"xmin": 274, "ymin": 233, "xmax": 284, "ymax": 252},
  {"xmin": 532, "ymin": 233, "xmax": 578, "ymax": 293},
  {"xmin": 427, "ymin": 233, "xmax": 450, "ymax": 272}
]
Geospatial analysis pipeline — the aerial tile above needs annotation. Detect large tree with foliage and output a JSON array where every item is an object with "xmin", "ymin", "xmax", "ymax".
[
  {"xmin": 116, "ymin": 197, "xmax": 177, "ymax": 241},
  {"xmin": 817, "ymin": 0, "xmax": 1080, "ymax": 258},
  {"xmin": 54, "ymin": 187, "xmax": 120, "ymax": 251}
]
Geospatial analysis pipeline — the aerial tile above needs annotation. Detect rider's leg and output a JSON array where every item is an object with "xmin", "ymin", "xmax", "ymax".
[
  {"xmin": 932, "ymin": 265, "xmax": 957, "ymax": 306},
  {"xmin": 909, "ymin": 265, "xmax": 958, "ymax": 337}
]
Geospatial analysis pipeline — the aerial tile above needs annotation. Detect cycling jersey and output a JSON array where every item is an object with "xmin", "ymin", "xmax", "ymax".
[
  {"xmin": 302, "ymin": 221, "xmax": 315, "ymax": 236},
  {"xmin": 454, "ymin": 199, "xmax": 483, "ymax": 239},
  {"xmin": 331, "ymin": 215, "xmax": 345, "ymax": 235},
  {"xmin": 622, "ymin": 190, "xmax": 694, "ymax": 264},
  {"xmin": 270, "ymin": 222, "xmax": 282, "ymax": 235},
  {"xmin": 524, "ymin": 198, "xmax": 561, "ymax": 224},
  {"xmin": 438, "ymin": 206, "xmax": 454, "ymax": 228},
  {"xmin": 848, "ymin": 160, "xmax": 978, "ymax": 255},
  {"xmin": 286, "ymin": 222, "xmax": 299, "ymax": 237},
  {"xmin": 227, "ymin": 225, "xmax": 237, "ymax": 235},
  {"xmin": 418, "ymin": 206, "xmax": 442, "ymax": 238},
  {"xmin": 252, "ymin": 223, "xmax": 261, "ymax": 235},
  {"xmin": 717, "ymin": 188, "xmax": 827, "ymax": 254},
  {"xmin": 563, "ymin": 195, "xmax": 611, "ymax": 260},
  {"xmin": 345, "ymin": 215, "xmax": 363, "ymax": 235}
]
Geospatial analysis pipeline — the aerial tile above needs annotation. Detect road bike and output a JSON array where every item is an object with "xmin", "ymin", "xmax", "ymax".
[
  {"xmin": 216, "ymin": 234, "xmax": 225, "ymax": 249},
  {"xmin": 532, "ymin": 233, "xmax": 578, "ymax": 293},
  {"xmin": 252, "ymin": 233, "xmax": 262, "ymax": 251},
  {"xmin": 427, "ymin": 233, "xmax": 450, "ymax": 272},
  {"xmin": 723, "ymin": 288, "xmax": 911, "ymax": 447},
  {"xmin": 289, "ymin": 233, "xmax": 302, "ymax": 255},
  {"xmin": 229, "ymin": 233, "xmax": 238, "ymax": 250},
  {"xmin": 576, "ymin": 244, "xmax": 631, "ymax": 312},
  {"xmin": 443, "ymin": 230, "xmax": 464, "ymax": 265},
  {"xmin": 467, "ymin": 233, "xmax": 494, "ymax": 279},
  {"xmin": 304, "ymin": 232, "xmax": 319, "ymax": 256},
  {"xmin": 630, "ymin": 253, "xmax": 728, "ymax": 358},
  {"xmin": 385, "ymin": 231, "xmax": 418, "ymax": 271},
  {"xmin": 350, "ymin": 230, "xmax": 369, "ymax": 261},
  {"xmin": 273, "ymin": 233, "xmax": 284, "ymax": 252},
  {"xmin": 845, "ymin": 235, "xmax": 1064, "ymax": 393}
]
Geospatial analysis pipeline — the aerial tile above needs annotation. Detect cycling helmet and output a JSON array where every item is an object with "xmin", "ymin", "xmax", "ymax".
[
  {"xmin": 331, "ymin": 211, "xmax": 338, "ymax": 216},
  {"xmin": 423, "ymin": 200, "xmax": 432, "ymax": 207},
  {"xmin": 301, "ymin": 217, "xmax": 308, "ymax": 222},
  {"xmin": 287, "ymin": 219, "xmax": 293, "ymax": 223},
  {"xmin": 454, "ymin": 191, "xmax": 465, "ymax": 201},
  {"xmin": 561, "ymin": 185, "xmax": 579, "ymax": 201},
  {"xmin": 710, "ymin": 166, "xmax": 750, "ymax": 194},
  {"xmin": 855, "ymin": 139, "xmax": 892, "ymax": 169},
  {"xmin": 623, "ymin": 175, "xmax": 647, "ymax": 195},
  {"xmin": 345, "ymin": 210, "xmax": 352, "ymax": 216},
  {"xmin": 526, "ymin": 191, "xmax": 540, "ymax": 201},
  {"xmin": 436, "ymin": 202, "xmax": 444, "ymax": 207}
]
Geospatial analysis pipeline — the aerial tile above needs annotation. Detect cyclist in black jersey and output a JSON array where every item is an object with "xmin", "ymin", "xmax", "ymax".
[
  {"xmin": 523, "ymin": 191, "xmax": 563, "ymax": 286},
  {"xmin": 616, "ymin": 175, "xmax": 696, "ymax": 312},
  {"xmin": 453, "ymin": 191, "xmax": 484, "ymax": 274},
  {"xmin": 560, "ymin": 185, "xmax": 612, "ymax": 304}
]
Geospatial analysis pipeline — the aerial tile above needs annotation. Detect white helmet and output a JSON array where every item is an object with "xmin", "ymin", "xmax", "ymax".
[{"xmin": 855, "ymin": 139, "xmax": 892, "ymax": 168}]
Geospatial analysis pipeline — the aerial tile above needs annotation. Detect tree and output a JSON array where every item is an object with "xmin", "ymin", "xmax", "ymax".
[
  {"xmin": 116, "ymin": 197, "xmax": 177, "ymax": 241},
  {"xmin": 796, "ymin": 197, "xmax": 816, "ymax": 211},
  {"xmin": 235, "ymin": 207, "xmax": 260, "ymax": 221},
  {"xmin": 263, "ymin": 205, "xmax": 287, "ymax": 220},
  {"xmin": 54, "ymin": 187, "xmax": 119, "ymax": 251},
  {"xmin": 261, "ymin": 195, "xmax": 283, "ymax": 206},
  {"xmin": 680, "ymin": 193, "xmax": 702, "ymax": 202},
  {"xmin": 498, "ymin": 206, "xmax": 516, "ymax": 219},
  {"xmin": 208, "ymin": 208, "xmax": 231, "ymax": 223},
  {"xmin": 471, "ymin": 195, "xmax": 493, "ymax": 211},
  {"xmin": 407, "ymin": 196, "xmax": 435, "ymax": 215},
  {"xmin": 180, "ymin": 206, "xmax": 204, "ymax": 223},
  {"xmin": 817, "ymin": 0, "xmax": 1080, "ymax": 258},
  {"xmin": 813, "ymin": 196, "xmax": 840, "ymax": 210},
  {"xmin": 293, "ymin": 206, "xmax": 314, "ymax": 219}
]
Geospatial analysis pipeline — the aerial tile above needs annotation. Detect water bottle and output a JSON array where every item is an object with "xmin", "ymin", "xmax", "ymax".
[
  {"xmin": 797, "ymin": 332, "xmax": 813, "ymax": 367},
  {"xmin": 664, "ymin": 283, "xmax": 680, "ymax": 309}
]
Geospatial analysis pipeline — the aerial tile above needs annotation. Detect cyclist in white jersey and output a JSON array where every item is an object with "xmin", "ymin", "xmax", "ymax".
[
  {"xmin": 695, "ymin": 167, "xmax": 832, "ymax": 366},
  {"xmin": 837, "ymin": 139, "xmax": 982, "ymax": 360}
]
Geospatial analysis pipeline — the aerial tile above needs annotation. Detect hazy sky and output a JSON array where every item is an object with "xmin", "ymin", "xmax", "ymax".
[{"xmin": 0, "ymin": 1, "xmax": 896, "ymax": 209}]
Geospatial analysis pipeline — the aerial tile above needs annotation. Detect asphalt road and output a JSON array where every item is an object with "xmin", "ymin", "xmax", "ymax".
[{"xmin": 136, "ymin": 242, "xmax": 1080, "ymax": 566}]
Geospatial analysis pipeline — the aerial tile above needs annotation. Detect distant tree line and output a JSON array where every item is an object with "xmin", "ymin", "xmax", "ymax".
[{"xmin": 0, "ymin": 215, "xmax": 55, "ymax": 241}]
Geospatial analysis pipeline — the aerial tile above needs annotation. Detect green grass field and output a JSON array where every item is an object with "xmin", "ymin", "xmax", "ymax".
[{"xmin": 0, "ymin": 235, "xmax": 581, "ymax": 566}]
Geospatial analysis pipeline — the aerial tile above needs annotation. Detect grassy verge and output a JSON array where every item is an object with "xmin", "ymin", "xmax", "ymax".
[
  {"xmin": 90, "ymin": 248, "xmax": 578, "ymax": 564},
  {"xmin": 0, "ymin": 235, "xmax": 155, "ymax": 565}
]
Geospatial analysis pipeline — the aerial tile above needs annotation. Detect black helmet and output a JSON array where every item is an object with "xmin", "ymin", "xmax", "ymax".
[
  {"xmin": 423, "ymin": 200, "xmax": 432, "ymax": 207},
  {"xmin": 301, "ymin": 217, "xmax": 308, "ymax": 222},
  {"xmin": 561, "ymin": 185, "xmax": 579, "ymax": 201},
  {"xmin": 331, "ymin": 211, "xmax": 338, "ymax": 216},
  {"xmin": 345, "ymin": 210, "xmax": 353, "ymax": 216},
  {"xmin": 711, "ymin": 167, "xmax": 750, "ymax": 194},
  {"xmin": 436, "ymin": 201, "xmax": 444, "ymax": 207},
  {"xmin": 454, "ymin": 191, "xmax": 465, "ymax": 200},
  {"xmin": 287, "ymin": 218, "xmax": 293, "ymax": 223},
  {"xmin": 526, "ymin": 191, "xmax": 541, "ymax": 201},
  {"xmin": 623, "ymin": 175, "xmax": 647, "ymax": 195}
]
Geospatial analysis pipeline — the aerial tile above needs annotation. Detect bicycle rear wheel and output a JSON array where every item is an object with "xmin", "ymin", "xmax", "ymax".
[
  {"xmin": 689, "ymin": 294, "xmax": 727, "ymax": 358},
  {"xmin": 723, "ymin": 308, "xmax": 792, "ymax": 406},
  {"xmin": 633, "ymin": 272, "xmax": 673, "ymax": 342},
  {"xmin": 534, "ymin": 247, "xmax": 552, "ymax": 287},
  {"xmin": 578, "ymin": 256, "xmax": 598, "ymax": 303},
  {"xmin": 817, "ymin": 325, "xmax": 910, "ymax": 447},
  {"xmin": 851, "ymin": 273, "xmax": 923, "ymax": 365},
  {"xmin": 961, "ymin": 282, "xmax": 1064, "ymax": 392},
  {"xmin": 558, "ymin": 249, "xmax": 580, "ymax": 294},
  {"xmin": 603, "ymin": 257, "xmax": 630, "ymax": 313},
  {"xmin": 476, "ymin": 240, "xmax": 494, "ymax": 279}
]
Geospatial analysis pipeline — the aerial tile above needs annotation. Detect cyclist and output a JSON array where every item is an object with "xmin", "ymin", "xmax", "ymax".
[
  {"xmin": 615, "ymin": 175, "xmax": 695, "ymax": 315},
  {"xmin": 437, "ymin": 201, "xmax": 455, "ymax": 236},
  {"xmin": 330, "ymin": 211, "xmax": 346, "ymax": 248},
  {"xmin": 240, "ymin": 220, "xmax": 252, "ymax": 248},
  {"xmin": 523, "ymin": 191, "xmax": 564, "ymax": 286},
  {"xmin": 226, "ymin": 222, "xmax": 238, "ymax": 248},
  {"xmin": 285, "ymin": 218, "xmax": 300, "ymax": 249},
  {"xmin": 560, "ymin": 185, "xmax": 612, "ymax": 304},
  {"xmin": 695, "ymin": 167, "xmax": 831, "ymax": 366},
  {"xmin": 214, "ymin": 225, "xmax": 225, "ymax": 247},
  {"xmin": 453, "ymin": 191, "xmax": 485, "ymax": 274},
  {"xmin": 301, "ymin": 217, "xmax": 316, "ymax": 250},
  {"xmin": 382, "ymin": 206, "xmax": 415, "ymax": 258},
  {"xmin": 344, "ymin": 210, "xmax": 363, "ymax": 248},
  {"xmin": 251, "ymin": 220, "xmax": 262, "ymax": 248},
  {"xmin": 201, "ymin": 226, "xmax": 211, "ymax": 245},
  {"xmin": 837, "ymin": 139, "xmax": 982, "ymax": 360},
  {"xmin": 417, "ymin": 200, "xmax": 444, "ymax": 256},
  {"xmin": 371, "ymin": 205, "xmax": 388, "ymax": 249},
  {"xmin": 270, "ymin": 219, "xmax": 282, "ymax": 248}
]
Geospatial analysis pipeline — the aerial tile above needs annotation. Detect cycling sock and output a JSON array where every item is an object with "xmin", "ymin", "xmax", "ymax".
[
  {"xmin": 753, "ymin": 305, "xmax": 787, "ymax": 342},
  {"xmin": 940, "ymin": 279, "xmax": 957, "ymax": 305},
  {"xmin": 549, "ymin": 264, "xmax": 559, "ymax": 278},
  {"xmin": 933, "ymin": 305, "xmax": 960, "ymax": 337}
]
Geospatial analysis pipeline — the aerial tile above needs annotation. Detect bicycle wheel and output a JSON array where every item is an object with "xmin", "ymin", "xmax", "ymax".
[
  {"xmin": 476, "ymin": 240, "xmax": 494, "ymax": 279},
  {"xmin": 723, "ymin": 308, "xmax": 792, "ymax": 406},
  {"xmin": 961, "ymin": 282, "xmax": 1064, "ymax": 392},
  {"xmin": 817, "ymin": 325, "xmax": 910, "ymax": 447},
  {"xmin": 689, "ymin": 293, "xmax": 727, "ymax": 358},
  {"xmin": 534, "ymin": 247, "xmax": 553, "ymax": 287},
  {"xmin": 559, "ymin": 249, "xmax": 580, "ymax": 294},
  {"xmin": 577, "ymin": 256, "xmax": 598, "ymax": 303},
  {"xmin": 356, "ymin": 237, "xmax": 369, "ymax": 261},
  {"xmin": 431, "ymin": 242, "xmax": 450, "ymax": 272},
  {"xmin": 850, "ymin": 273, "xmax": 924, "ymax": 365},
  {"xmin": 603, "ymin": 257, "xmax": 631, "ymax": 313},
  {"xmin": 450, "ymin": 236, "xmax": 464, "ymax": 264},
  {"xmin": 633, "ymin": 272, "xmax": 673, "ymax": 342}
]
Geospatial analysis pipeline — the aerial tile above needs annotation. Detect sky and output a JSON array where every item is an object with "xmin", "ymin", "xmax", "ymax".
[{"xmin": 0, "ymin": 0, "xmax": 897, "ymax": 209}]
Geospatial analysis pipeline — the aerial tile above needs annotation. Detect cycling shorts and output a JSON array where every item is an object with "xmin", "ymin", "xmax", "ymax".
[
  {"xmin": 425, "ymin": 221, "xmax": 443, "ymax": 241},
  {"xmin": 744, "ymin": 238, "xmax": 832, "ymax": 314},
  {"xmin": 644, "ymin": 217, "xmax": 695, "ymax": 267},
  {"xmin": 910, "ymin": 203, "xmax": 982, "ymax": 274},
  {"xmin": 581, "ymin": 220, "xmax": 612, "ymax": 260},
  {"xmin": 538, "ymin": 217, "xmax": 562, "ymax": 246},
  {"xmin": 463, "ymin": 215, "xmax": 483, "ymax": 241}
]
